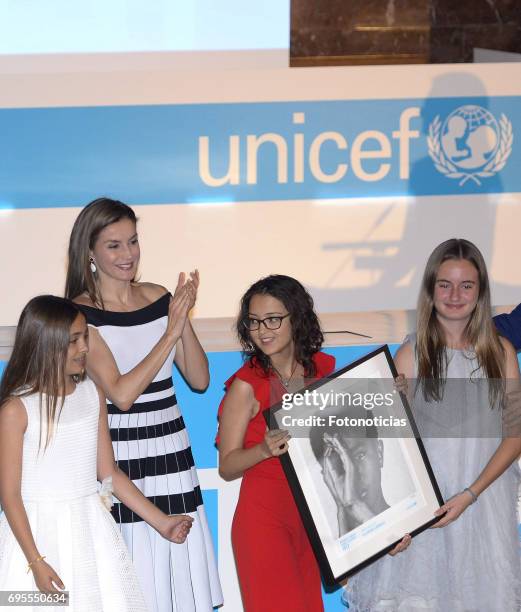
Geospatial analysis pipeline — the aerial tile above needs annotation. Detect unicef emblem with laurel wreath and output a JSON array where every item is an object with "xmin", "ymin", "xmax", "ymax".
[{"xmin": 428, "ymin": 105, "xmax": 513, "ymax": 186}]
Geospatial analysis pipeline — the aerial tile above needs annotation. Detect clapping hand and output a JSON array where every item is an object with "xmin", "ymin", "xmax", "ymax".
[
  {"xmin": 185, "ymin": 269, "xmax": 199, "ymax": 311},
  {"xmin": 157, "ymin": 514, "xmax": 194, "ymax": 543},
  {"xmin": 173, "ymin": 270, "xmax": 199, "ymax": 311},
  {"xmin": 166, "ymin": 270, "xmax": 199, "ymax": 341}
]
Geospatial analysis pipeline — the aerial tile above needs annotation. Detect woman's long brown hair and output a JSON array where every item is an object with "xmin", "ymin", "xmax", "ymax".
[
  {"xmin": 416, "ymin": 238, "xmax": 504, "ymax": 405},
  {"xmin": 0, "ymin": 296, "xmax": 85, "ymax": 449},
  {"xmin": 65, "ymin": 197, "xmax": 137, "ymax": 307}
]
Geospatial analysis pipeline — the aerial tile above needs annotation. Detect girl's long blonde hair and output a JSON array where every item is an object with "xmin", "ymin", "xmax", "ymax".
[
  {"xmin": 416, "ymin": 238, "xmax": 504, "ymax": 404},
  {"xmin": 0, "ymin": 296, "xmax": 85, "ymax": 449}
]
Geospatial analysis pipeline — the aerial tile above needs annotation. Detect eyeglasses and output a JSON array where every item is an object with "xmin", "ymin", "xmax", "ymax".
[{"xmin": 243, "ymin": 313, "xmax": 290, "ymax": 331}]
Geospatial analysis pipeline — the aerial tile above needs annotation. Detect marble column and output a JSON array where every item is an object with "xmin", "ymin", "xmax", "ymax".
[{"xmin": 290, "ymin": 0, "xmax": 521, "ymax": 65}]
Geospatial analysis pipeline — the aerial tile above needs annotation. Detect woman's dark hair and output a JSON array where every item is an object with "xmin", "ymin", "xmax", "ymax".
[
  {"xmin": 236, "ymin": 275, "xmax": 323, "ymax": 377},
  {"xmin": 65, "ymin": 197, "xmax": 137, "ymax": 308},
  {"xmin": 0, "ymin": 295, "xmax": 85, "ymax": 448}
]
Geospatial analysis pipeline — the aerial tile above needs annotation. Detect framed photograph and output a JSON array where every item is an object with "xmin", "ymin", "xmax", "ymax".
[{"xmin": 264, "ymin": 345, "xmax": 444, "ymax": 585}]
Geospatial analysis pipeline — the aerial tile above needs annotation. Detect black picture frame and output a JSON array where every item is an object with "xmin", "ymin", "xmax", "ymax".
[{"xmin": 264, "ymin": 345, "xmax": 444, "ymax": 586}]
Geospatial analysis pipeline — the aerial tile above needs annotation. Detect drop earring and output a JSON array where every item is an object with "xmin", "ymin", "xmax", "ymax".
[{"xmin": 89, "ymin": 257, "xmax": 97, "ymax": 274}]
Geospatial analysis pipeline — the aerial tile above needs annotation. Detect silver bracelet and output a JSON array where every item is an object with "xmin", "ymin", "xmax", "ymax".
[{"xmin": 463, "ymin": 487, "xmax": 478, "ymax": 504}]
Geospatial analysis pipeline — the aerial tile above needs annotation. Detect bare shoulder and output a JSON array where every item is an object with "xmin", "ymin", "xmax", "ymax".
[
  {"xmin": 72, "ymin": 292, "xmax": 95, "ymax": 307},
  {"xmin": 395, "ymin": 340, "xmax": 414, "ymax": 360},
  {"xmin": 135, "ymin": 282, "xmax": 169, "ymax": 302},
  {"xmin": 223, "ymin": 377, "xmax": 257, "ymax": 416},
  {"xmin": 0, "ymin": 397, "xmax": 28, "ymax": 430},
  {"xmin": 227, "ymin": 377, "xmax": 255, "ymax": 399}
]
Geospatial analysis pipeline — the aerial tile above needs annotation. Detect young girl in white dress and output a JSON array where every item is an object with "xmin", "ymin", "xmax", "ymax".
[{"xmin": 0, "ymin": 295, "xmax": 193, "ymax": 611}]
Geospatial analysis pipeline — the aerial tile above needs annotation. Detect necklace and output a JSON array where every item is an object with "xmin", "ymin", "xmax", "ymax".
[{"xmin": 272, "ymin": 361, "xmax": 298, "ymax": 388}]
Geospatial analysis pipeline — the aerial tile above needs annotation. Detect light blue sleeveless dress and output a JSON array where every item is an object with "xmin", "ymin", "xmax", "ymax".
[{"xmin": 346, "ymin": 335, "xmax": 521, "ymax": 611}]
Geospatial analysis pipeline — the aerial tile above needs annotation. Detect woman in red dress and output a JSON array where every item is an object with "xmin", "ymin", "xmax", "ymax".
[{"xmin": 217, "ymin": 275, "xmax": 335, "ymax": 612}]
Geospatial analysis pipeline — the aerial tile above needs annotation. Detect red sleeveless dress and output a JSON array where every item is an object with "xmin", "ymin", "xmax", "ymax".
[{"xmin": 217, "ymin": 352, "xmax": 335, "ymax": 612}]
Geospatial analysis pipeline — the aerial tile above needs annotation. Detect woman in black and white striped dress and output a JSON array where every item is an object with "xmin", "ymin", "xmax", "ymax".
[{"xmin": 65, "ymin": 198, "xmax": 223, "ymax": 612}]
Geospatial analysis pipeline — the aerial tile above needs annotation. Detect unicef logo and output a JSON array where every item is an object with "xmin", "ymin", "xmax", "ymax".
[{"xmin": 428, "ymin": 105, "xmax": 513, "ymax": 186}]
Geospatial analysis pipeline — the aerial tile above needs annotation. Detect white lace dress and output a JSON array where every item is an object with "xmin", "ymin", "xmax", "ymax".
[{"xmin": 0, "ymin": 379, "xmax": 147, "ymax": 612}]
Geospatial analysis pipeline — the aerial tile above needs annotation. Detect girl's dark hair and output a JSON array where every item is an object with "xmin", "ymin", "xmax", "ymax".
[
  {"xmin": 0, "ymin": 295, "xmax": 85, "ymax": 448},
  {"xmin": 65, "ymin": 197, "xmax": 137, "ymax": 308},
  {"xmin": 236, "ymin": 275, "xmax": 323, "ymax": 377}
]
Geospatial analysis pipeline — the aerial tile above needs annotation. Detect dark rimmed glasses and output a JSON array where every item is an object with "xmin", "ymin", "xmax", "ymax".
[{"xmin": 243, "ymin": 313, "xmax": 290, "ymax": 331}]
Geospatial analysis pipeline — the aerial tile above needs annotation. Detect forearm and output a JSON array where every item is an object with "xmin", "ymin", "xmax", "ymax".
[
  {"xmin": 178, "ymin": 321, "xmax": 209, "ymax": 390},
  {"xmin": 469, "ymin": 437, "xmax": 521, "ymax": 496},
  {"xmin": 219, "ymin": 444, "xmax": 266, "ymax": 481},
  {"xmin": 111, "ymin": 467, "xmax": 168, "ymax": 529},
  {"xmin": 92, "ymin": 332, "xmax": 177, "ymax": 410},
  {"xmin": 1, "ymin": 494, "xmax": 40, "ymax": 563}
]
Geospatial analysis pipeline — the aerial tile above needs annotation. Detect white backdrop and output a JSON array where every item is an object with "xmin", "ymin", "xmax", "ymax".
[{"xmin": 1, "ymin": 62, "xmax": 521, "ymax": 325}]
